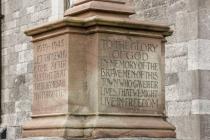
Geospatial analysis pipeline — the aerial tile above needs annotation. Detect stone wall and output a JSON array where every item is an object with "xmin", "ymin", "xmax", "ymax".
[
  {"xmin": 1, "ymin": 0, "xmax": 51, "ymax": 139},
  {"xmin": 196, "ymin": 1, "xmax": 210, "ymax": 140},
  {"xmin": 128, "ymin": 0, "xmax": 210, "ymax": 140}
]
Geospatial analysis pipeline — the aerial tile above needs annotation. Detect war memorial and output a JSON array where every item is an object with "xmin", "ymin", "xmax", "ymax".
[{"xmin": 0, "ymin": 0, "xmax": 210, "ymax": 140}]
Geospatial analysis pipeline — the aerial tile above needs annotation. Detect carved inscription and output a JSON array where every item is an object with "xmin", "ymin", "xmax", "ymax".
[
  {"xmin": 99, "ymin": 37, "xmax": 162, "ymax": 114},
  {"xmin": 33, "ymin": 35, "xmax": 68, "ymax": 114}
]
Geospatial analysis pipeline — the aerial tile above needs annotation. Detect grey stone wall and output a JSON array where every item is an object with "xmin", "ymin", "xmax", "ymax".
[
  {"xmin": 128, "ymin": 0, "xmax": 210, "ymax": 140},
  {"xmin": 1, "ymin": 0, "xmax": 51, "ymax": 139}
]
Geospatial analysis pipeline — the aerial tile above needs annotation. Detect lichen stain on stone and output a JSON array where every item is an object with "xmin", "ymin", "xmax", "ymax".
[{"xmin": 14, "ymin": 75, "xmax": 26, "ymax": 87}]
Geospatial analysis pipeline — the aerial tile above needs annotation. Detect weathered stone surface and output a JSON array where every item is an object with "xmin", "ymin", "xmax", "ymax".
[
  {"xmin": 166, "ymin": 101, "xmax": 191, "ymax": 117},
  {"xmin": 165, "ymin": 73, "xmax": 179, "ymax": 86},
  {"xmin": 1, "ymin": 0, "xmax": 52, "ymax": 139},
  {"xmin": 99, "ymin": 138, "xmax": 176, "ymax": 140},
  {"xmin": 198, "ymin": 8, "xmax": 210, "ymax": 40},
  {"xmin": 165, "ymin": 56, "xmax": 187, "ymax": 73},
  {"xmin": 176, "ymin": 11, "xmax": 198, "ymax": 42},
  {"xmin": 1, "ymin": 102, "xmax": 16, "ymax": 114},
  {"xmin": 143, "ymin": 6, "xmax": 168, "ymax": 24},
  {"xmin": 165, "ymin": 71, "xmax": 198, "ymax": 102},
  {"xmin": 192, "ymin": 100, "xmax": 210, "ymax": 115},
  {"xmin": 165, "ymin": 42, "xmax": 188, "ymax": 59},
  {"xmin": 4, "ymin": 0, "xmax": 210, "ymax": 140},
  {"xmin": 188, "ymin": 39, "xmax": 210, "ymax": 70},
  {"xmin": 22, "ymin": 0, "xmax": 175, "ymax": 139},
  {"xmin": 65, "ymin": 0, "xmax": 135, "ymax": 18},
  {"xmin": 167, "ymin": 115, "xmax": 200, "ymax": 140},
  {"xmin": 187, "ymin": 40, "xmax": 199, "ymax": 70},
  {"xmin": 98, "ymin": 36, "xmax": 164, "ymax": 115},
  {"xmin": 1, "ymin": 114, "xmax": 17, "ymax": 126},
  {"xmin": 32, "ymin": 35, "xmax": 69, "ymax": 115},
  {"xmin": 152, "ymin": 0, "xmax": 167, "ymax": 7},
  {"xmin": 200, "ymin": 115, "xmax": 210, "ymax": 140},
  {"xmin": 7, "ymin": 127, "xmax": 22, "ymax": 139},
  {"xmin": 131, "ymin": 0, "xmax": 152, "ymax": 11},
  {"xmin": 18, "ymin": 137, "xmax": 177, "ymax": 140},
  {"xmin": 196, "ymin": 70, "xmax": 210, "ymax": 100},
  {"xmin": 23, "ymin": 25, "xmax": 175, "ymax": 138},
  {"xmin": 128, "ymin": 1, "xmax": 210, "ymax": 140},
  {"xmin": 199, "ymin": 0, "xmax": 210, "ymax": 9},
  {"xmin": 18, "ymin": 138, "xmax": 65, "ymax": 140}
]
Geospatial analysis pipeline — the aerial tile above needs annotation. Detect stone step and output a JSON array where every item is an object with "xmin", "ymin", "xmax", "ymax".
[{"xmin": 16, "ymin": 137, "xmax": 177, "ymax": 140}]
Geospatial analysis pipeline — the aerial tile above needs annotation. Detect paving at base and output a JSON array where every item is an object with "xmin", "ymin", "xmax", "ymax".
[{"xmin": 18, "ymin": 137, "xmax": 177, "ymax": 140}]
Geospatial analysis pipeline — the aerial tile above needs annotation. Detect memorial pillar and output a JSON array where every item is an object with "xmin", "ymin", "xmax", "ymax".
[{"xmin": 22, "ymin": 0, "xmax": 176, "ymax": 139}]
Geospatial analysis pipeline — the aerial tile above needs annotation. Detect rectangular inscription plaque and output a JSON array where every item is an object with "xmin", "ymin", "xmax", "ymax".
[
  {"xmin": 99, "ymin": 34, "xmax": 163, "ymax": 115},
  {"xmin": 32, "ymin": 35, "xmax": 69, "ymax": 115}
]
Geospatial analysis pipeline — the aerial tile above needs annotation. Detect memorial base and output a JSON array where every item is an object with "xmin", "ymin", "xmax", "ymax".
[
  {"xmin": 22, "ymin": 116, "xmax": 175, "ymax": 139},
  {"xmin": 18, "ymin": 137, "xmax": 177, "ymax": 140},
  {"xmin": 22, "ymin": 0, "xmax": 176, "ymax": 139}
]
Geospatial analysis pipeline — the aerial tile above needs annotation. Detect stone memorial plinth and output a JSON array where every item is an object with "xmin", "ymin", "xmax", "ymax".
[
  {"xmin": 22, "ymin": 0, "xmax": 176, "ymax": 139},
  {"xmin": 18, "ymin": 137, "xmax": 177, "ymax": 140}
]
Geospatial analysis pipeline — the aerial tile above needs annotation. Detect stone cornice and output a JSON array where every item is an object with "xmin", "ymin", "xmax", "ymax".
[{"xmin": 25, "ymin": 16, "xmax": 173, "ymax": 37}]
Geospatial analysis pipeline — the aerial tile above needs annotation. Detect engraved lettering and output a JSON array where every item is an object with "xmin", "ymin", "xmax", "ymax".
[{"xmin": 99, "ymin": 38, "xmax": 161, "ymax": 113}]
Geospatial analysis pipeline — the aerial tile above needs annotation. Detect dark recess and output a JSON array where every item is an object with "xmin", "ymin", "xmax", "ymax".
[
  {"xmin": 0, "ymin": 128, "xmax": 6, "ymax": 139},
  {"xmin": 0, "ymin": 0, "xmax": 4, "ymax": 124}
]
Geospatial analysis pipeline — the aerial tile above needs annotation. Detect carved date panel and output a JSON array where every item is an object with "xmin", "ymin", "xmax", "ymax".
[{"xmin": 32, "ymin": 35, "xmax": 69, "ymax": 115}]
